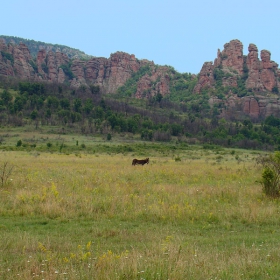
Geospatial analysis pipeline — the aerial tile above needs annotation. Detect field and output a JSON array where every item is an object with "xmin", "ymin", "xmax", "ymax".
[{"xmin": 0, "ymin": 137, "xmax": 280, "ymax": 279}]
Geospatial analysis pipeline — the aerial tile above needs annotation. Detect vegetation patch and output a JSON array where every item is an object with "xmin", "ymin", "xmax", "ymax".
[{"xmin": 0, "ymin": 149, "xmax": 279, "ymax": 279}]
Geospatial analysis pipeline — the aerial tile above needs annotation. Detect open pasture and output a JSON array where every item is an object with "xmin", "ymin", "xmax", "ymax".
[{"xmin": 0, "ymin": 148, "xmax": 280, "ymax": 279}]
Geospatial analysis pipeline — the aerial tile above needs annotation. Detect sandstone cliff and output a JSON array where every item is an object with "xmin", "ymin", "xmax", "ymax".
[
  {"xmin": 0, "ymin": 35, "xmax": 91, "ymax": 60},
  {"xmin": 1, "ymin": 38, "xmax": 280, "ymax": 119},
  {"xmin": 195, "ymin": 39, "xmax": 280, "ymax": 118},
  {"xmin": 0, "ymin": 39, "xmax": 172, "ymax": 98}
]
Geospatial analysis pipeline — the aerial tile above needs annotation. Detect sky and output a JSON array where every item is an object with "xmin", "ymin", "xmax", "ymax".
[{"xmin": 1, "ymin": 0, "xmax": 280, "ymax": 74}]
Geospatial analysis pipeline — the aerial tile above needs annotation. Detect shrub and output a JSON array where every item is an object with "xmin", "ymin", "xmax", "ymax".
[
  {"xmin": 16, "ymin": 139, "xmax": 22, "ymax": 147},
  {"xmin": 0, "ymin": 162, "xmax": 14, "ymax": 187},
  {"xmin": 174, "ymin": 156, "xmax": 181, "ymax": 162},
  {"xmin": 257, "ymin": 152, "xmax": 280, "ymax": 197}
]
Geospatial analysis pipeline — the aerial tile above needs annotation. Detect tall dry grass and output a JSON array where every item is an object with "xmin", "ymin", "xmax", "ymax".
[{"xmin": 0, "ymin": 150, "xmax": 280, "ymax": 279}]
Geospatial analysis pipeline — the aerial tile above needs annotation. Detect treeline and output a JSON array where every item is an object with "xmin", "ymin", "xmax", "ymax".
[{"xmin": 0, "ymin": 79, "xmax": 280, "ymax": 150}]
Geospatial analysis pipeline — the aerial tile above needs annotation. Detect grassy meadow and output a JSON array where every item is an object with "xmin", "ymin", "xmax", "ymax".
[{"xmin": 0, "ymin": 135, "xmax": 280, "ymax": 279}]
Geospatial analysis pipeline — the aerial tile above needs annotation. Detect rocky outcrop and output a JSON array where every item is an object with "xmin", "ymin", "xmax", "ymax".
[
  {"xmin": 196, "ymin": 39, "xmax": 280, "ymax": 118},
  {"xmin": 245, "ymin": 44, "xmax": 264, "ymax": 91},
  {"xmin": 244, "ymin": 45, "xmax": 278, "ymax": 92},
  {"xmin": 1, "ymin": 39, "xmax": 280, "ymax": 119},
  {"xmin": 102, "ymin": 52, "xmax": 143, "ymax": 93},
  {"xmin": 215, "ymin": 39, "xmax": 244, "ymax": 75},
  {"xmin": 242, "ymin": 96, "xmax": 280, "ymax": 118},
  {"xmin": 135, "ymin": 66, "xmax": 171, "ymax": 98},
  {"xmin": 242, "ymin": 97, "xmax": 260, "ymax": 118},
  {"xmin": 0, "ymin": 40, "xmax": 34, "ymax": 79},
  {"xmin": 193, "ymin": 62, "xmax": 215, "ymax": 93},
  {"xmin": 0, "ymin": 35, "xmax": 91, "ymax": 60},
  {"xmin": 0, "ymin": 40, "xmax": 14, "ymax": 76},
  {"xmin": 260, "ymin": 50, "xmax": 278, "ymax": 91},
  {"xmin": 36, "ymin": 49, "xmax": 69, "ymax": 82},
  {"xmin": 0, "ymin": 41, "xmax": 173, "ymax": 98},
  {"xmin": 196, "ymin": 39, "xmax": 280, "ymax": 95},
  {"xmin": 0, "ymin": 41, "xmax": 159, "ymax": 95}
]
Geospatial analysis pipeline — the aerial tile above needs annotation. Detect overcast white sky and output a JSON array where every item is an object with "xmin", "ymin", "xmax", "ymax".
[{"xmin": 1, "ymin": 0, "xmax": 280, "ymax": 74}]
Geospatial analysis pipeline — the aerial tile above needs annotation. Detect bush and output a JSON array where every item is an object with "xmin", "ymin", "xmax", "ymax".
[
  {"xmin": 257, "ymin": 152, "xmax": 280, "ymax": 197},
  {"xmin": 174, "ymin": 156, "xmax": 181, "ymax": 162},
  {"xmin": 16, "ymin": 139, "xmax": 22, "ymax": 147},
  {"xmin": 0, "ymin": 162, "xmax": 14, "ymax": 187}
]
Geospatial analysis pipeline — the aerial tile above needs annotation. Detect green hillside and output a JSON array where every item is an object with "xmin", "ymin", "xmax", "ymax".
[{"xmin": 0, "ymin": 35, "xmax": 92, "ymax": 59}]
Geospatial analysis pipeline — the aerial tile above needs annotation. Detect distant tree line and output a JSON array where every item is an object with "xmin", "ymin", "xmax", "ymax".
[{"xmin": 0, "ymin": 79, "xmax": 280, "ymax": 150}]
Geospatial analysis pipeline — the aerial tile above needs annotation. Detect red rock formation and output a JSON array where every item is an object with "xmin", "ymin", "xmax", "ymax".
[
  {"xmin": 195, "ymin": 39, "xmax": 280, "ymax": 118},
  {"xmin": 217, "ymin": 39, "xmax": 244, "ymax": 75},
  {"xmin": 0, "ymin": 40, "xmax": 14, "ymax": 76},
  {"xmin": 135, "ymin": 66, "xmax": 170, "ymax": 99},
  {"xmin": 197, "ymin": 40, "xmax": 279, "ymax": 96},
  {"xmin": 245, "ymin": 44, "xmax": 263, "ymax": 91},
  {"xmin": 242, "ymin": 97, "xmax": 260, "ymax": 118},
  {"xmin": 102, "ymin": 52, "xmax": 143, "ymax": 93},
  {"xmin": 12, "ymin": 43, "xmax": 35, "ymax": 79},
  {"xmin": 193, "ymin": 62, "xmax": 215, "ymax": 93},
  {"xmin": 0, "ymin": 41, "xmax": 35, "ymax": 79},
  {"xmin": 197, "ymin": 40, "xmax": 244, "ymax": 93},
  {"xmin": 36, "ymin": 49, "xmax": 47, "ymax": 78},
  {"xmin": 260, "ymin": 50, "xmax": 278, "ymax": 91},
  {"xmin": 1, "ymin": 39, "xmax": 280, "ymax": 119}
]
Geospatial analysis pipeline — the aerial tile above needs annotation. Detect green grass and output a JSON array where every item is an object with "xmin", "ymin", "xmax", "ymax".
[{"xmin": 0, "ymin": 138, "xmax": 279, "ymax": 279}]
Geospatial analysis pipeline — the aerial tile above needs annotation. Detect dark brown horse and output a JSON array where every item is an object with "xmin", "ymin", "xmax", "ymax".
[{"xmin": 132, "ymin": 158, "xmax": 149, "ymax": 166}]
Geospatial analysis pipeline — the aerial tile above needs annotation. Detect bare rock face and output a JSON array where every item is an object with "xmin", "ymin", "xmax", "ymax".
[
  {"xmin": 36, "ymin": 49, "xmax": 69, "ymax": 82},
  {"xmin": 0, "ymin": 40, "xmax": 14, "ymax": 76},
  {"xmin": 84, "ymin": 57, "xmax": 107, "ymax": 84},
  {"xmin": 242, "ymin": 97, "xmax": 260, "ymax": 118},
  {"xmin": 196, "ymin": 39, "xmax": 280, "ymax": 118},
  {"xmin": 0, "ymin": 41, "xmax": 35, "ymax": 79},
  {"xmin": 216, "ymin": 39, "xmax": 244, "ymax": 74},
  {"xmin": 245, "ymin": 44, "xmax": 264, "ymax": 91},
  {"xmin": 1, "ymin": 39, "xmax": 280, "ymax": 119},
  {"xmin": 197, "ymin": 40, "xmax": 279, "ymax": 95},
  {"xmin": 245, "ymin": 46, "xmax": 279, "ymax": 92},
  {"xmin": 36, "ymin": 49, "xmax": 47, "ymax": 78},
  {"xmin": 13, "ymin": 43, "xmax": 35, "ymax": 79},
  {"xmin": 135, "ymin": 66, "xmax": 171, "ymax": 98},
  {"xmin": 71, "ymin": 59, "xmax": 86, "ymax": 84},
  {"xmin": 47, "ymin": 51, "xmax": 69, "ymax": 82},
  {"xmin": 260, "ymin": 50, "xmax": 278, "ymax": 91},
  {"xmin": 193, "ymin": 62, "xmax": 215, "ymax": 93},
  {"xmin": 196, "ymin": 40, "xmax": 244, "ymax": 93},
  {"xmin": 57, "ymin": 68, "xmax": 66, "ymax": 84},
  {"xmin": 102, "ymin": 52, "xmax": 142, "ymax": 93}
]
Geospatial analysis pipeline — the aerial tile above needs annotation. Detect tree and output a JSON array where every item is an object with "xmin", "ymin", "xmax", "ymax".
[
  {"xmin": 30, "ymin": 110, "xmax": 38, "ymax": 120},
  {"xmin": 60, "ymin": 98, "xmax": 70, "ymax": 109},
  {"xmin": 127, "ymin": 117, "xmax": 138, "ymax": 133},
  {"xmin": 90, "ymin": 85, "xmax": 100, "ymax": 94},
  {"xmin": 14, "ymin": 96, "xmax": 26, "ymax": 112},
  {"xmin": 73, "ymin": 98, "xmax": 82, "ymax": 113},
  {"xmin": 1, "ymin": 89, "xmax": 12, "ymax": 105},
  {"xmin": 84, "ymin": 99, "xmax": 93, "ymax": 114},
  {"xmin": 47, "ymin": 96, "xmax": 59, "ymax": 109},
  {"xmin": 154, "ymin": 93, "xmax": 163, "ymax": 103}
]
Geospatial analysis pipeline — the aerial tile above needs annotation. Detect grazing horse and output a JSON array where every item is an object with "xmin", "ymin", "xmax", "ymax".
[{"xmin": 132, "ymin": 158, "xmax": 149, "ymax": 166}]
